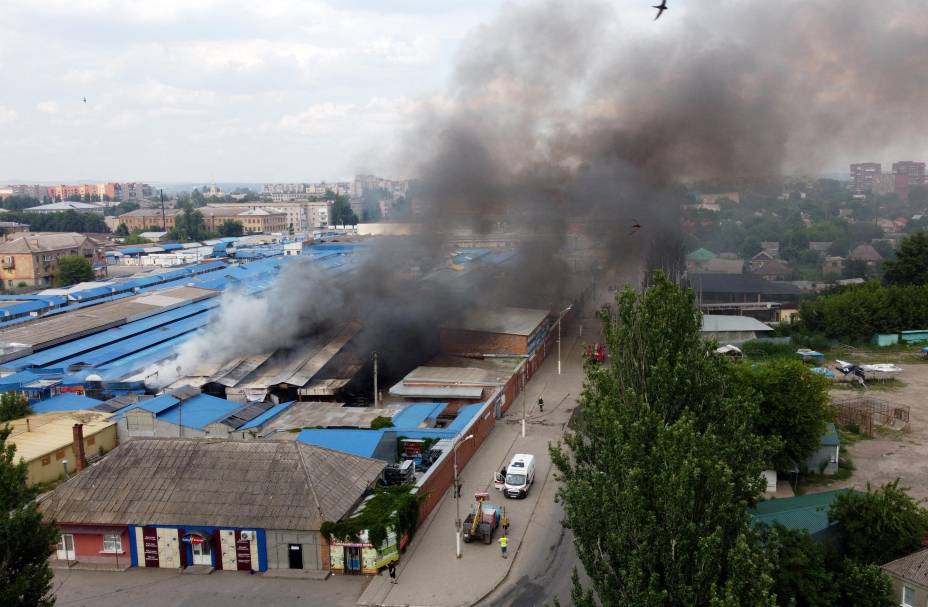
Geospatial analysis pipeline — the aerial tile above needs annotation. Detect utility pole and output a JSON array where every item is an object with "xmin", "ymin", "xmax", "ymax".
[
  {"xmin": 160, "ymin": 189, "xmax": 166, "ymax": 232},
  {"xmin": 372, "ymin": 352, "xmax": 379, "ymax": 407},
  {"xmin": 557, "ymin": 304, "xmax": 574, "ymax": 375},
  {"xmin": 453, "ymin": 434, "xmax": 474, "ymax": 558},
  {"xmin": 521, "ymin": 368, "xmax": 526, "ymax": 438}
]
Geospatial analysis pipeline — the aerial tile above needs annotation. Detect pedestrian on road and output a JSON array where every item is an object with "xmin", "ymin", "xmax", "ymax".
[
  {"xmin": 387, "ymin": 560, "xmax": 397, "ymax": 584},
  {"xmin": 499, "ymin": 534, "xmax": 508, "ymax": 558},
  {"xmin": 537, "ymin": 397, "xmax": 544, "ymax": 413},
  {"xmin": 501, "ymin": 512, "xmax": 510, "ymax": 534}
]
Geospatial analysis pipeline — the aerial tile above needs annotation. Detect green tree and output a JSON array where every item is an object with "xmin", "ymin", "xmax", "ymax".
[
  {"xmin": 1, "ymin": 196, "xmax": 41, "ymax": 211},
  {"xmin": 884, "ymin": 231, "xmax": 928, "ymax": 286},
  {"xmin": 114, "ymin": 223, "xmax": 129, "ymax": 238},
  {"xmin": 842, "ymin": 258, "xmax": 871, "ymax": 279},
  {"xmin": 166, "ymin": 202, "xmax": 210, "ymax": 242},
  {"xmin": 836, "ymin": 560, "xmax": 894, "ymax": 607},
  {"xmin": 330, "ymin": 192, "xmax": 358, "ymax": 226},
  {"xmin": 734, "ymin": 360, "xmax": 834, "ymax": 472},
  {"xmin": 759, "ymin": 525, "xmax": 837, "ymax": 607},
  {"xmin": 218, "ymin": 220, "xmax": 243, "ymax": 237},
  {"xmin": 53, "ymin": 256, "xmax": 95, "ymax": 287},
  {"xmin": 551, "ymin": 274, "xmax": 775, "ymax": 607},
  {"xmin": 0, "ymin": 425, "xmax": 58, "ymax": 607},
  {"xmin": 829, "ymin": 480, "xmax": 928, "ymax": 565},
  {"xmin": 0, "ymin": 392, "xmax": 30, "ymax": 422}
]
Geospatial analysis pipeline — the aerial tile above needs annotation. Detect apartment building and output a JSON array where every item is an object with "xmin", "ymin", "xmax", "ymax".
[
  {"xmin": 0, "ymin": 233, "xmax": 104, "ymax": 287},
  {"xmin": 208, "ymin": 201, "xmax": 332, "ymax": 231},
  {"xmin": 850, "ymin": 163, "xmax": 882, "ymax": 193}
]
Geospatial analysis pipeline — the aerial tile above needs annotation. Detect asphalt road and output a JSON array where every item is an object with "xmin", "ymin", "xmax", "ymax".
[{"xmin": 52, "ymin": 568, "xmax": 366, "ymax": 607}]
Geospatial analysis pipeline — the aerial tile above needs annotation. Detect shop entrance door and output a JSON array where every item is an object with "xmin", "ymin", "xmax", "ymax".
[
  {"xmin": 344, "ymin": 546, "xmax": 362, "ymax": 574},
  {"xmin": 192, "ymin": 540, "xmax": 212, "ymax": 566},
  {"xmin": 288, "ymin": 544, "xmax": 303, "ymax": 569},
  {"xmin": 57, "ymin": 534, "xmax": 76, "ymax": 561}
]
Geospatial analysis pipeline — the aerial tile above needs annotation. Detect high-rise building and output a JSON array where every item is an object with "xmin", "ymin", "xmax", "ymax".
[
  {"xmin": 892, "ymin": 161, "xmax": 926, "ymax": 200},
  {"xmin": 850, "ymin": 163, "xmax": 882, "ymax": 193}
]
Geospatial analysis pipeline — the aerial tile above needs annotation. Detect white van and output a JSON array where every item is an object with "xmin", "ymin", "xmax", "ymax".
[{"xmin": 503, "ymin": 454, "xmax": 535, "ymax": 499}]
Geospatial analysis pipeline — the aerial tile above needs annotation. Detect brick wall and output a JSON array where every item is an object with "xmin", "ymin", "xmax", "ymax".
[
  {"xmin": 415, "ymin": 397, "xmax": 497, "ymax": 526},
  {"xmin": 439, "ymin": 329, "xmax": 528, "ymax": 356}
]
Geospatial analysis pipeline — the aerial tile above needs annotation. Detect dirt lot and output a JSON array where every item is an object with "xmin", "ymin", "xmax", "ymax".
[{"xmin": 822, "ymin": 352, "xmax": 928, "ymax": 499}]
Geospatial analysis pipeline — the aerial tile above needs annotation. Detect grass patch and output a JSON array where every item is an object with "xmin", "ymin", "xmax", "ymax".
[
  {"xmin": 874, "ymin": 425, "xmax": 906, "ymax": 441},
  {"xmin": 831, "ymin": 378, "xmax": 905, "ymax": 392}
]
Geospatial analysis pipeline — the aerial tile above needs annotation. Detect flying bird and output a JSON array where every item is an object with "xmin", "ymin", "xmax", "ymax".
[
  {"xmin": 629, "ymin": 219, "xmax": 642, "ymax": 236},
  {"xmin": 652, "ymin": 1, "xmax": 668, "ymax": 20},
  {"xmin": 82, "ymin": 97, "xmax": 87, "ymax": 103}
]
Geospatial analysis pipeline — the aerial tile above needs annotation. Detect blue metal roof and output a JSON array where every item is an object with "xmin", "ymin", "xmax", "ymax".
[
  {"xmin": 71, "ymin": 286, "xmax": 117, "ymax": 301},
  {"xmin": 446, "ymin": 403, "xmax": 486, "ymax": 432},
  {"xmin": 160, "ymin": 243, "xmax": 183, "ymax": 251},
  {"xmin": 121, "ymin": 247, "xmax": 145, "ymax": 255},
  {"xmin": 297, "ymin": 428, "xmax": 386, "ymax": 459},
  {"xmin": 237, "ymin": 400, "xmax": 296, "ymax": 430},
  {"xmin": 157, "ymin": 394, "xmax": 244, "ymax": 430},
  {"xmin": 112, "ymin": 393, "xmax": 180, "ymax": 418},
  {"xmin": 31, "ymin": 393, "xmax": 102, "ymax": 413},
  {"xmin": 0, "ymin": 300, "xmax": 48, "ymax": 317},
  {"xmin": 391, "ymin": 403, "xmax": 447, "ymax": 429}
]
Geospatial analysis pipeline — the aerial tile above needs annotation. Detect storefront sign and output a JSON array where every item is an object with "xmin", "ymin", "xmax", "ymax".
[
  {"xmin": 235, "ymin": 538, "xmax": 252, "ymax": 571},
  {"xmin": 181, "ymin": 534, "xmax": 207, "ymax": 545},
  {"xmin": 143, "ymin": 528, "xmax": 159, "ymax": 567}
]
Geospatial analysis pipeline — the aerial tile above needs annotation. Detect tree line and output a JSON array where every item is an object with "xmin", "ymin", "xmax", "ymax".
[
  {"xmin": 796, "ymin": 231, "xmax": 928, "ymax": 341},
  {"xmin": 0, "ymin": 210, "xmax": 110, "ymax": 233},
  {"xmin": 553, "ymin": 274, "xmax": 913, "ymax": 606}
]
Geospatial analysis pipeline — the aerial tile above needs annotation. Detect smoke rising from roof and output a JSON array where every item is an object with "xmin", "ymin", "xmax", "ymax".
[{"xmin": 151, "ymin": 0, "xmax": 928, "ymax": 389}]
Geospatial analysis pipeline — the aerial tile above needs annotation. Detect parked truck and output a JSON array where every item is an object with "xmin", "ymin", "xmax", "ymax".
[{"xmin": 462, "ymin": 492, "xmax": 501, "ymax": 544}]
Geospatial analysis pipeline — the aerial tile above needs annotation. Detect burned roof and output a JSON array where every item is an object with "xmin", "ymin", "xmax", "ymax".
[
  {"xmin": 445, "ymin": 306, "xmax": 550, "ymax": 336},
  {"xmin": 39, "ymin": 438, "xmax": 385, "ymax": 530}
]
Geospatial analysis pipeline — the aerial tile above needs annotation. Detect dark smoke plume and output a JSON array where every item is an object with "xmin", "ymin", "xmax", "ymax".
[{"xmin": 157, "ymin": 0, "xmax": 928, "ymax": 385}]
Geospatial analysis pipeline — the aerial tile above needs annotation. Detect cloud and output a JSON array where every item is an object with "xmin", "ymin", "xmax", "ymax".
[
  {"xmin": 36, "ymin": 101, "xmax": 60, "ymax": 114},
  {"xmin": 0, "ymin": 106, "xmax": 18, "ymax": 124}
]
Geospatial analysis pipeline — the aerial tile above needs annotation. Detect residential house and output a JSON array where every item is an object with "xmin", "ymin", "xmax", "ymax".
[
  {"xmin": 808, "ymin": 241, "xmax": 832, "ymax": 256},
  {"xmin": 882, "ymin": 548, "xmax": 928, "ymax": 607},
  {"xmin": 0, "ymin": 233, "xmax": 105, "ymax": 287},
  {"xmin": 703, "ymin": 256, "xmax": 744, "ymax": 274},
  {"xmin": 849, "ymin": 244, "xmax": 883, "ymax": 268},
  {"xmin": 760, "ymin": 241, "xmax": 780, "ymax": 257},
  {"xmin": 822, "ymin": 256, "xmax": 845, "ymax": 276},
  {"xmin": 686, "ymin": 248, "xmax": 718, "ymax": 272},
  {"xmin": 749, "ymin": 258, "xmax": 792, "ymax": 281},
  {"xmin": 39, "ymin": 438, "xmax": 386, "ymax": 573}
]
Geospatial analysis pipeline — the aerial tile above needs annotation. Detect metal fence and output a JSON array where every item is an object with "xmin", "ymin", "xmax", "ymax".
[{"xmin": 832, "ymin": 395, "xmax": 910, "ymax": 437}]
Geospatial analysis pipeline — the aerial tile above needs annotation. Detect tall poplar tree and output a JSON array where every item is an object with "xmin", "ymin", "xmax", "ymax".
[
  {"xmin": 0, "ymin": 425, "xmax": 58, "ymax": 607},
  {"xmin": 551, "ymin": 274, "xmax": 776, "ymax": 606}
]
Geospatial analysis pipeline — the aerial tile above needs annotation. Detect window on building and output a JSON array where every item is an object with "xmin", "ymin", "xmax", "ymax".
[
  {"xmin": 41, "ymin": 455, "xmax": 50, "ymax": 466},
  {"xmin": 86, "ymin": 436, "xmax": 95, "ymax": 446},
  {"xmin": 903, "ymin": 585, "xmax": 915, "ymax": 607},
  {"xmin": 102, "ymin": 533, "xmax": 122, "ymax": 553},
  {"xmin": 55, "ymin": 450, "xmax": 65, "ymax": 460}
]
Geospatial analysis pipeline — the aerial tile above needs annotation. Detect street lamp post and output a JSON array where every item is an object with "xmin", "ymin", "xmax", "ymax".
[
  {"xmin": 453, "ymin": 433, "xmax": 475, "ymax": 559},
  {"xmin": 557, "ymin": 304, "xmax": 574, "ymax": 375}
]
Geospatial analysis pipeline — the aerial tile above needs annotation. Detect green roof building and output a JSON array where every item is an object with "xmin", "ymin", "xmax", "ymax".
[
  {"xmin": 750, "ymin": 489, "xmax": 853, "ymax": 545},
  {"xmin": 686, "ymin": 248, "xmax": 718, "ymax": 263}
]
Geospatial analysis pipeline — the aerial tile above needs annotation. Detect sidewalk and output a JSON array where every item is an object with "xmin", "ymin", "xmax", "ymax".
[{"xmin": 358, "ymin": 323, "xmax": 585, "ymax": 607}]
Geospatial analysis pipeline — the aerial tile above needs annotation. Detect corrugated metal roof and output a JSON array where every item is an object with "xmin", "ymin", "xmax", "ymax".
[
  {"xmin": 8, "ymin": 410, "xmax": 115, "ymax": 463},
  {"xmin": 749, "ymin": 489, "xmax": 851, "ymax": 535},
  {"xmin": 236, "ymin": 400, "xmax": 296, "ymax": 431},
  {"xmin": 298, "ymin": 428, "xmax": 386, "ymax": 459},
  {"xmin": 38, "ymin": 438, "xmax": 386, "ymax": 530},
  {"xmin": 31, "ymin": 393, "xmax": 102, "ymax": 413},
  {"xmin": 390, "ymin": 385, "xmax": 484, "ymax": 399},
  {"xmin": 157, "ymin": 393, "xmax": 243, "ymax": 430},
  {"xmin": 701, "ymin": 315, "xmax": 773, "ymax": 333}
]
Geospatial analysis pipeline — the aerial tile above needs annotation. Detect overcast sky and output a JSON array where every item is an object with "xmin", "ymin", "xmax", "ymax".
[{"xmin": 0, "ymin": 0, "xmax": 662, "ymax": 183}]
